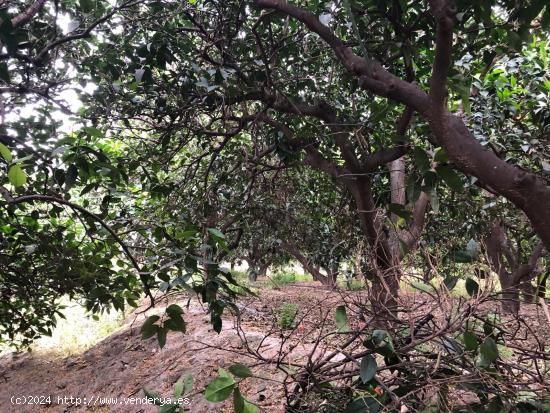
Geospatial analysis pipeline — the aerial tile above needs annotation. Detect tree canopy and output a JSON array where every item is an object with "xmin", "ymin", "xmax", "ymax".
[{"xmin": 0, "ymin": 0, "xmax": 549, "ymax": 410}]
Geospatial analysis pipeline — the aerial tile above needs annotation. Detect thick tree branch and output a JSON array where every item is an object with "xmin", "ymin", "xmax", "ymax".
[
  {"xmin": 281, "ymin": 241, "xmax": 327, "ymax": 283},
  {"xmin": 253, "ymin": 0, "xmax": 430, "ymax": 113},
  {"xmin": 11, "ymin": 0, "xmax": 47, "ymax": 28},
  {"xmin": 428, "ymin": 0, "xmax": 457, "ymax": 107},
  {"xmin": 486, "ymin": 220, "xmax": 512, "ymax": 282},
  {"xmin": 398, "ymin": 192, "xmax": 430, "ymax": 250}
]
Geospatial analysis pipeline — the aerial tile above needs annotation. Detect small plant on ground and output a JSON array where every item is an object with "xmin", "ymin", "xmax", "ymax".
[{"xmin": 278, "ymin": 303, "xmax": 299, "ymax": 330}]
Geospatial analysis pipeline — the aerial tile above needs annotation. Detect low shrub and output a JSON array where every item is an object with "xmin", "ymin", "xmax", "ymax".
[{"xmin": 278, "ymin": 303, "xmax": 299, "ymax": 330}]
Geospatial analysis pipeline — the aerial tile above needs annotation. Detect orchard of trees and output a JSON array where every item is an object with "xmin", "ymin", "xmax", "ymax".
[{"xmin": 0, "ymin": 0, "xmax": 549, "ymax": 412}]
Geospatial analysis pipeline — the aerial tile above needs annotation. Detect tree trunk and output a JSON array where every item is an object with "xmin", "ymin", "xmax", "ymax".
[
  {"xmin": 486, "ymin": 221, "xmax": 545, "ymax": 314},
  {"xmin": 281, "ymin": 241, "xmax": 336, "ymax": 286},
  {"xmin": 520, "ymin": 281, "xmax": 536, "ymax": 304},
  {"xmin": 321, "ymin": 260, "xmax": 339, "ymax": 287},
  {"xmin": 501, "ymin": 283, "xmax": 520, "ymax": 314},
  {"xmin": 347, "ymin": 167, "xmax": 428, "ymax": 325},
  {"xmin": 370, "ymin": 268, "xmax": 401, "ymax": 325},
  {"xmin": 258, "ymin": 262, "xmax": 269, "ymax": 278}
]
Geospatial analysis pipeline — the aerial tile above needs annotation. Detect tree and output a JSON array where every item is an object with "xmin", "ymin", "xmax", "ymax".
[
  {"xmin": 486, "ymin": 219, "xmax": 545, "ymax": 313},
  {"xmin": 247, "ymin": 0, "xmax": 550, "ymax": 248},
  {"xmin": 0, "ymin": 0, "xmax": 244, "ymax": 344},
  {"xmin": 2, "ymin": 0, "xmax": 549, "ymax": 342}
]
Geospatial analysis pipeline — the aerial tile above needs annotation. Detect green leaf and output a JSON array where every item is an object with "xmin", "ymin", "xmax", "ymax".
[
  {"xmin": 463, "ymin": 331, "xmax": 478, "ymax": 351},
  {"xmin": 387, "ymin": 203, "xmax": 412, "ymax": 220},
  {"xmin": 177, "ymin": 374, "xmax": 194, "ymax": 396},
  {"xmin": 465, "ymin": 278, "xmax": 479, "ymax": 297},
  {"xmin": 164, "ymin": 315, "xmax": 186, "ymax": 332},
  {"xmin": 143, "ymin": 388, "xmax": 163, "ymax": 405},
  {"xmin": 228, "ymin": 363, "xmax": 253, "ymax": 378},
  {"xmin": 0, "ymin": 142, "xmax": 12, "ymax": 162},
  {"xmin": 360, "ymin": 354, "xmax": 377, "ymax": 383},
  {"xmin": 8, "ymin": 164, "xmax": 27, "ymax": 187},
  {"xmin": 234, "ymin": 388, "xmax": 245, "ymax": 413},
  {"xmin": 157, "ymin": 326, "xmax": 168, "ymax": 348},
  {"xmin": 335, "ymin": 305, "xmax": 348, "ymax": 332},
  {"xmin": 233, "ymin": 387, "xmax": 260, "ymax": 413},
  {"xmin": 507, "ymin": 31, "xmax": 522, "ymax": 51},
  {"xmin": 79, "ymin": 0, "xmax": 94, "ymax": 13},
  {"xmin": 65, "ymin": 164, "xmax": 79, "ymax": 190},
  {"xmin": 141, "ymin": 315, "xmax": 160, "ymax": 339},
  {"xmin": 436, "ymin": 165, "xmax": 463, "ymax": 191},
  {"xmin": 443, "ymin": 276, "xmax": 458, "ymax": 291},
  {"xmin": 212, "ymin": 313, "xmax": 222, "ymax": 333},
  {"xmin": 218, "ymin": 367, "xmax": 231, "ymax": 379},
  {"xmin": 371, "ymin": 329, "xmax": 389, "ymax": 346},
  {"xmin": 207, "ymin": 228, "xmax": 225, "ymax": 238},
  {"xmin": 454, "ymin": 250, "xmax": 474, "ymax": 263},
  {"xmin": 411, "ymin": 147, "xmax": 430, "ymax": 172},
  {"xmin": 366, "ymin": 330, "xmax": 395, "ymax": 357},
  {"xmin": 428, "ymin": 189, "xmax": 439, "ymax": 213},
  {"xmin": 433, "ymin": 147, "xmax": 448, "ymax": 163},
  {"xmin": 406, "ymin": 178, "xmax": 421, "ymax": 203},
  {"xmin": 477, "ymin": 337, "xmax": 498, "ymax": 367},
  {"xmin": 343, "ymin": 395, "xmax": 381, "ymax": 413},
  {"xmin": 82, "ymin": 126, "xmax": 103, "ymax": 138},
  {"xmin": 0, "ymin": 62, "xmax": 10, "ymax": 83},
  {"xmin": 411, "ymin": 281, "xmax": 434, "ymax": 293},
  {"xmin": 173, "ymin": 380, "xmax": 184, "ymax": 398},
  {"xmin": 159, "ymin": 404, "xmax": 177, "ymax": 413},
  {"xmin": 166, "ymin": 304, "xmax": 184, "ymax": 317},
  {"xmin": 204, "ymin": 376, "xmax": 235, "ymax": 402},
  {"xmin": 422, "ymin": 170, "xmax": 438, "ymax": 191}
]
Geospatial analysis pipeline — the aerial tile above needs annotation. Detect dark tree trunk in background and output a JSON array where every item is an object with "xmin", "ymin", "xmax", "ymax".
[
  {"xmin": 247, "ymin": 261, "xmax": 269, "ymax": 281},
  {"xmin": 281, "ymin": 242, "xmax": 338, "ymax": 287},
  {"xmin": 486, "ymin": 220, "xmax": 545, "ymax": 314},
  {"xmin": 322, "ymin": 260, "xmax": 340, "ymax": 287},
  {"xmin": 246, "ymin": 243, "xmax": 270, "ymax": 281},
  {"xmin": 258, "ymin": 262, "xmax": 269, "ymax": 278}
]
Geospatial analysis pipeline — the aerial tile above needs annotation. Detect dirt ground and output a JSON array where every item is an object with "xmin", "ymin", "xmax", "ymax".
[
  {"xmin": 0, "ymin": 282, "xmax": 341, "ymax": 413},
  {"xmin": 0, "ymin": 282, "xmax": 548, "ymax": 413}
]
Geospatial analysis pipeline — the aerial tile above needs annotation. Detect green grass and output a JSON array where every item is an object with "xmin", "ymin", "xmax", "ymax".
[{"xmin": 270, "ymin": 270, "xmax": 311, "ymax": 288}]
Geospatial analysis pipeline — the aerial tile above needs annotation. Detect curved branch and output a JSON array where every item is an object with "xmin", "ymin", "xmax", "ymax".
[
  {"xmin": 253, "ymin": 0, "xmax": 430, "ymax": 113},
  {"xmin": 11, "ymin": 0, "xmax": 47, "ymax": 28},
  {"xmin": 0, "ymin": 188, "xmax": 154, "ymax": 305}
]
